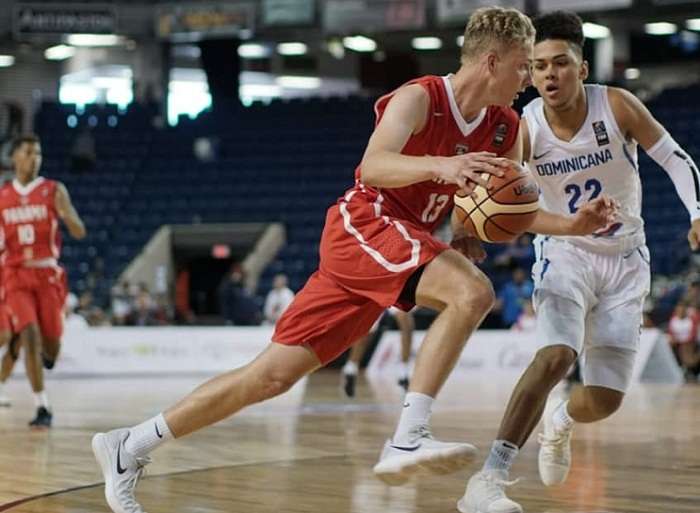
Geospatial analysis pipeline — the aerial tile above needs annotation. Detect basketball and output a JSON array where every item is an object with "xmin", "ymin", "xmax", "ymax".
[{"xmin": 453, "ymin": 163, "xmax": 539, "ymax": 243}]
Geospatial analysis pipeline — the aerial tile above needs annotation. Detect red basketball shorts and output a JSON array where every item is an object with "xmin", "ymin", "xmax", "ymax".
[
  {"xmin": 4, "ymin": 266, "xmax": 67, "ymax": 341},
  {"xmin": 273, "ymin": 190, "xmax": 449, "ymax": 364}
]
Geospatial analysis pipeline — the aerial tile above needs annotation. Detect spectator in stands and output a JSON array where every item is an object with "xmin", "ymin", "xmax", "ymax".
[
  {"xmin": 127, "ymin": 283, "xmax": 159, "ymax": 326},
  {"xmin": 496, "ymin": 267, "xmax": 534, "ymax": 328},
  {"xmin": 218, "ymin": 265, "xmax": 261, "ymax": 326},
  {"xmin": 65, "ymin": 292, "xmax": 89, "ymax": 330},
  {"xmin": 668, "ymin": 302, "xmax": 700, "ymax": 381},
  {"xmin": 70, "ymin": 128, "xmax": 96, "ymax": 173},
  {"xmin": 494, "ymin": 233, "xmax": 536, "ymax": 270},
  {"xmin": 110, "ymin": 282, "xmax": 132, "ymax": 325},
  {"xmin": 263, "ymin": 274, "xmax": 295, "ymax": 325},
  {"xmin": 77, "ymin": 291, "xmax": 108, "ymax": 326}
]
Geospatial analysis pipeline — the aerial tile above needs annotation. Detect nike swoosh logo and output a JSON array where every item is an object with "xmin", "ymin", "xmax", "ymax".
[
  {"xmin": 533, "ymin": 151, "xmax": 551, "ymax": 160},
  {"xmin": 390, "ymin": 444, "xmax": 422, "ymax": 452},
  {"xmin": 116, "ymin": 444, "xmax": 127, "ymax": 474},
  {"xmin": 155, "ymin": 424, "xmax": 163, "ymax": 439}
]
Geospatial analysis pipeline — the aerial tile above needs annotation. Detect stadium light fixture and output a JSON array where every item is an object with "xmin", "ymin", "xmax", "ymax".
[
  {"xmin": 456, "ymin": 35, "xmax": 464, "ymax": 47},
  {"xmin": 45, "ymin": 45, "xmax": 76, "ymax": 61},
  {"xmin": 277, "ymin": 42, "xmax": 308, "ymax": 56},
  {"xmin": 624, "ymin": 68, "xmax": 641, "ymax": 80},
  {"xmin": 0, "ymin": 55, "xmax": 15, "ymax": 67},
  {"xmin": 412, "ymin": 37, "xmax": 442, "ymax": 50},
  {"xmin": 583, "ymin": 22, "xmax": 610, "ymax": 40},
  {"xmin": 238, "ymin": 43, "xmax": 271, "ymax": 59},
  {"xmin": 276, "ymin": 76, "xmax": 321, "ymax": 89},
  {"xmin": 645, "ymin": 22, "xmax": 677, "ymax": 36},
  {"xmin": 687, "ymin": 18, "xmax": 700, "ymax": 31},
  {"xmin": 66, "ymin": 34, "xmax": 124, "ymax": 46},
  {"xmin": 343, "ymin": 36, "xmax": 377, "ymax": 53}
]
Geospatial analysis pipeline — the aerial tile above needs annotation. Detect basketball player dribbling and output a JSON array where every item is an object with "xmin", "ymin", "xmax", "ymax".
[
  {"xmin": 460, "ymin": 12, "xmax": 700, "ymax": 513},
  {"xmin": 92, "ymin": 8, "xmax": 616, "ymax": 512},
  {"xmin": 0, "ymin": 134, "xmax": 86, "ymax": 428}
]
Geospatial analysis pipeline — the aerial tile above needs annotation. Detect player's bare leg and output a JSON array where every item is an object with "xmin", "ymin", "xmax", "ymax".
[
  {"xmin": 41, "ymin": 337, "xmax": 61, "ymax": 370},
  {"xmin": 342, "ymin": 333, "xmax": 371, "ymax": 398},
  {"xmin": 394, "ymin": 310, "xmax": 414, "ymax": 390},
  {"xmin": 20, "ymin": 324, "xmax": 52, "ymax": 428},
  {"xmin": 374, "ymin": 249, "xmax": 495, "ymax": 485},
  {"xmin": 0, "ymin": 330, "xmax": 12, "ymax": 407},
  {"xmin": 92, "ymin": 342, "xmax": 320, "ymax": 513}
]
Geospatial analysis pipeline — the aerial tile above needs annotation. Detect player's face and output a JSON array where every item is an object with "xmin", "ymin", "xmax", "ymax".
[
  {"xmin": 491, "ymin": 42, "xmax": 533, "ymax": 106},
  {"xmin": 12, "ymin": 142, "xmax": 42, "ymax": 181},
  {"xmin": 532, "ymin": 39, "xmax": 588, "ymax": 110}
]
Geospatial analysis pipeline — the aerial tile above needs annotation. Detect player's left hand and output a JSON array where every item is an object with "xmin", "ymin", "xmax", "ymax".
[
  {"xmin": 570, "ymin": 196, "xmax": 619, "ymax": 235},
  {"xmin": 451, "ymin": 235, "xmax": 486, "ymax": 263},
  {"xmin": 687, "ymin": 219, "xmax": 700, "ymax": 251}
]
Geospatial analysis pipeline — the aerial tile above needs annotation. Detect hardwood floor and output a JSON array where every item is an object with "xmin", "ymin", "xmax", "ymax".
[{"xmin": 0, "ymin": 371, "xmax": 697, "ymax": 512}]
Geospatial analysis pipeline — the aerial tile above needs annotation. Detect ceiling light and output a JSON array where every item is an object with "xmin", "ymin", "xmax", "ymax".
[
  {"xmin": 44, "ymin": 45, "xmax": 76, "ymax": 61},
  {"xmin": 0, "ymin": 55, "xmax": 15, "ymax": 67},
  {"xmin": 238, "ymin": 43, "xmax": 271, "ymax": 59},
  {"xmin": 645, "ymin": 22, "xmax": 677, "ymax": 36},
  {"xmin": 456, "ymin": 35, "xmax": 464, "ymax": 47},
  {"xmin": 583, "ymin": 22, "xmax": 610, "ymax": 40},
  {"xmin": 343, "ymin": 36, "xmax": 377, "ymax": 53},
  {"xmin": 277, "ymin": 42, "xmax": 307, "ymax": 56},
  {"xmin": 66, "ymin": 34, "xmax": 124, "ymax": 46},
  {"xmin": 624, "ymin": 68, "xmax": 640, "ymax": 80},
  {"xmin": 412, "ymin": 37, "xmax": 442, "ymax": 50},
  {"xmin": 276, "ymin": 76, "xmax": 321, "ymax": 89},
  {"xmin": 686, "ymin": 18, "xmax": 700, "ymax": 31}
]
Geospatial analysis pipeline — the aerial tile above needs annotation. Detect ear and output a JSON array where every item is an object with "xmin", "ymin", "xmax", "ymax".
[
  {"xmin": 580, "ymin": 60, "xmax": 589, "ymax": 81},
  {"xmin": 486, "ymin": 52, "xmax": 498, "ymax": 75}
]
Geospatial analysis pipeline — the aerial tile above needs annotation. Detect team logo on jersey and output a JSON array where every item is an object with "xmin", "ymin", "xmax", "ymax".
[
  {"xmin": 592, "ymin": 121, "xmax": 610, "ymax": 147},
  {"xmin": 455, "ymin": 143, "xmax": 469, "ymax": 155},
  {"xmin": 492, "ymin": 123, "xmax": 508, "ymax": 147}
]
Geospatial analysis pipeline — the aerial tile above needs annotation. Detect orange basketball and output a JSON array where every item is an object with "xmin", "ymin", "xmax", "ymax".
[{"xmin": 453, "ymin": 163, "xmax": 539, "ymax": 243}]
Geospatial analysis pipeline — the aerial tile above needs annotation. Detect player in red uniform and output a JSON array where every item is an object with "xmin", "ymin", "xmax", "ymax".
[
  {"xmin": 0, "ymin": 134, "xmax": 86, "ymax": 427},
  {"xmin": 92, "ymin": 8, "xmax": 614, "ymax": 512}
]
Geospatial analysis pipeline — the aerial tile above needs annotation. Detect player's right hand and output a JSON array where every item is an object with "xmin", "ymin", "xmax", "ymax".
[
  {"xmin": 434, "ymin": 152, "xmax": 509, "ymax": 196},
  {"xmin": 570, "ymin": 195, "xmax": 619, "ymax": 235}
]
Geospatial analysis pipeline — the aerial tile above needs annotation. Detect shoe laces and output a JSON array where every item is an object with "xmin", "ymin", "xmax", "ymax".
[
  {"xmin": 480, "ymin": 472, "xmax": 521, "ymax": 502},
  {"xmin": 538, "ymin": 428, "xmax": 571, "ymax": 460},
  {"xmin": 407, "ymin": 424, "xmax": 434, "ymax": 444},
  {"xmin": 117, "ymin": 456, "xmax": 151, "ymax": 512}
]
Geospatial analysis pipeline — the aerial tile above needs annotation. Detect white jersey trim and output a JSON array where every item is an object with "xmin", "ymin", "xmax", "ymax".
[
  {"xmin": 441, "ymin": 75, "xmax": 486, "ymax": 137},
  {"xmin": 339, "ymin": 190, "xmax": 421, "ymax": 273},
  {"xmin": 12, "ymin": 177, "xmax": 45, "ymax": 196}
]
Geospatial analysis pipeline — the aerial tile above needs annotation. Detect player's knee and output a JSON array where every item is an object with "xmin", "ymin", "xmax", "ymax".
[
  {"xmin": 533, "ymin": 346, "xmax": 577, "ymax": 383},
  {"xmin": 256, "ymin": 370, "xmax": 298, "ymax": 400},
  {"xmin": 452, "ymin": 272, "xmax": 495, "ymax": 313},
  {"xmin": 587, "ymin": 388, "xmax": 623, "ymax": 419}
]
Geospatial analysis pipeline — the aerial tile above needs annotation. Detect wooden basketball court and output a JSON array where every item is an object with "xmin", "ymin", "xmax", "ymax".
[{"xmin": 0, "ymin": 371, "xmax": 697, "ymax": 512}]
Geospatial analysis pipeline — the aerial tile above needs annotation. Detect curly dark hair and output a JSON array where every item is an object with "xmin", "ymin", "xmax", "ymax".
[
  {"xmin": 10, "ymin": 133, "xmax": 40, "ymax": 154},
  {"xmin": 533, "ymin": 11, "xmax": 584, "ymax": 52}
]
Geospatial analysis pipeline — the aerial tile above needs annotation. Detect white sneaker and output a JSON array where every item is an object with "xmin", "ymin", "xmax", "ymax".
[
  {"xmin": 92, "ymin": 429, "xmax": 151, "ymax": 513},
  {"xmin": 537, "ymin": 399, "xmax": 572, "ymax": 486},
  {"xmin": 457, "ymin": 469, "xmax": 522, "ymax": 513},
  {"xmin": 373, "ymin": 425, "xmax": 477, "ymax": 486}
]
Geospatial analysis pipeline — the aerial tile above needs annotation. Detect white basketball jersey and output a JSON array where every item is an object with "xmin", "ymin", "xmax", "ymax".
[{"xmin": 523, "ymin": 84, "xmax": 645, "ymax": 254}]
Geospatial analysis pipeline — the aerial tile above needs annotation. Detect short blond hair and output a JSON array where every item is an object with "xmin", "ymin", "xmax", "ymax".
[{"xmin": 461, "ymin": 7, "xmax": 535, "ymax": 61}]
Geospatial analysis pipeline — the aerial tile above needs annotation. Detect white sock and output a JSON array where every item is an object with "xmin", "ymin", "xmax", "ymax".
[
  {"xmin": 342, "ymin": 361, "xmax": 358, "ymax": 376},
  {"xmin": 552, "ymin": 400, "xmax": 575, "ymax": 432},
  {"xmin": 483, "ymin": 440, "xmax": 519, "ymax": 472},
  {"xmin": 397, "ymin": 361, "xmax": 409, "ymax": 379},
  {"xmin": 33, "ymin": 391, "xmax": 49, "ymax": 409},
  {"xmin": 124, "ymin": 413, "xmax": 174, "ymax": 458},
  {"xmin": 392, "ymin": 392, "xmax": 433, "ymax": 445}
]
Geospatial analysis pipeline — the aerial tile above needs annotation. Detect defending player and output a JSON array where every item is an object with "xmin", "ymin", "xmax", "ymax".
[
  {"xmin": 460, "ymin": 12, "xmax": 700, "ymax": 513},
  {"xmin": 0, "ymin": 134, "xmax": 86, "ymax": 427},
  {"xmin": 91, "ymin": 8, "xmax": 614, "ymax": 513}
]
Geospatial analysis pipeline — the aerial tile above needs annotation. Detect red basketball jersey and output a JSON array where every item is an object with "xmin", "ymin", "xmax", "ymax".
[
  {"xmin": 352, "ymin": 74, "xmax": 519, "ymax": 233},
  {"xmin": 0, "ymin": 177, "xmax": 61, "ymax": 266}
]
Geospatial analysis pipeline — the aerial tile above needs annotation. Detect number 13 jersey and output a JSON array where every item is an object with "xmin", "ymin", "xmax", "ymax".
[
  {"xmin": 0, "ymin": 177, "xmax": 61, "ymax": 266},
  {"xmin": 523, "ymin": 84, "xmax": 644, "ymax": 254}
]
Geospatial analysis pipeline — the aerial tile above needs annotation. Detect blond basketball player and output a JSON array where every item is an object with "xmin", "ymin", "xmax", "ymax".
[
  {"xmin": 91, "ymin": 9, "xmax": 615, "ymax": 513},
  {"xmin": 460, "ymin": 11, "xmax": 700, "ymax": 513}
]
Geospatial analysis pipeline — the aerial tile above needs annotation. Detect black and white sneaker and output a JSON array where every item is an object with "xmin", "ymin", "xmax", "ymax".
[
  {"xmin": 92, "ymin": 429, "xmax": 151, "ymax": 513},
  {"xmin": 29, "ymin": 406, "xmax": 52, "ymax": 428},
  {"xmin": 342, "ymin": 372, "xmax": 357, "ymax": 398}
]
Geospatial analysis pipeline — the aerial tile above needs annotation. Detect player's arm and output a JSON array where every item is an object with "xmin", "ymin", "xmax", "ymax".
[
  {"xmin": 55, "ymin": 183, "xmax": 86, "ymax": 239},
  {"xmin": 517, "ymin": 118, "xmax": 617, "ymax": 236},
  {"xmin": 360, "ymin": 85, "xmax": 506, "ymax": 191},
  {"xmin": 608, "ymin": 87, "xmax": 700, "ymax": 249}
]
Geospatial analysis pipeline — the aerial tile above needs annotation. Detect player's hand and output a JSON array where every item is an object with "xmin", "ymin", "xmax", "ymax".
[
  {"xmin": 687, "ymin": 219, "xmax": 700, "ymax": 251},
  {"xmin": 451, "ymin": 235, "xmax": 487, "ymax": 263},
  {"xmin": 570, "ymin": 196, "xmax": 619, "ymax": 235},
  {"xmin": 435, "ymin": 152, "xmax": 509, "ymax": 196}
]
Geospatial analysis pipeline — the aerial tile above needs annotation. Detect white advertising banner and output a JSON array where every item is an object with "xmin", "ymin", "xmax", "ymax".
[{"xmin": 367, "ymin": 328, "xmax": 682, "ymax": 387}]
